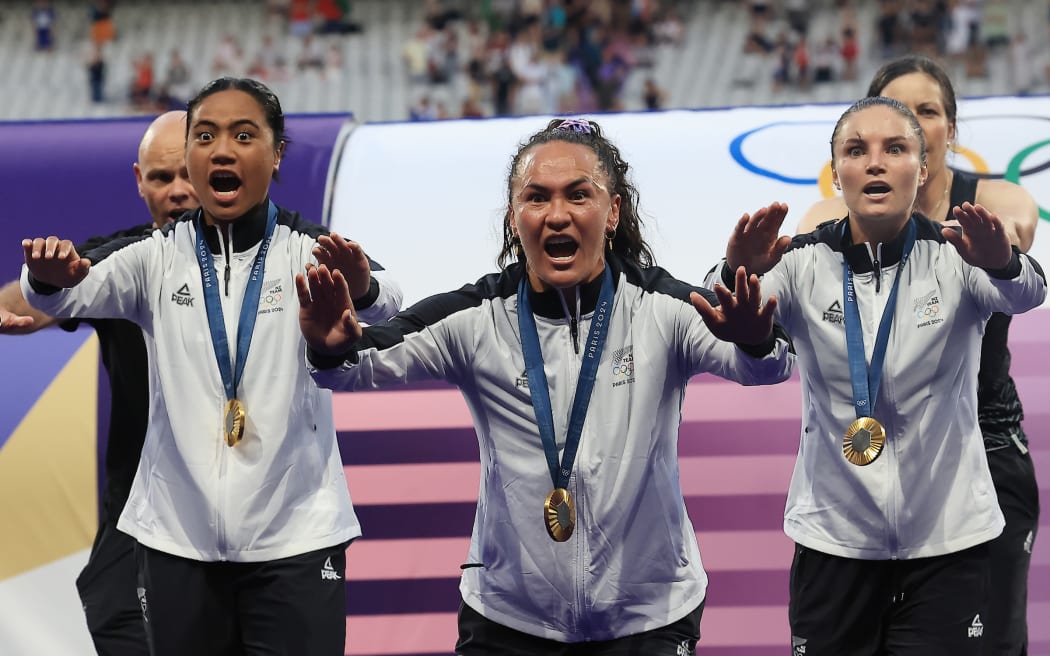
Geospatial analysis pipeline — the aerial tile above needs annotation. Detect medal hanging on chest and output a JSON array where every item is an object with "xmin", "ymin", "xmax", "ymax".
[
  {"xmin": 517, "ymin": 267, "xmax": 614, "ymax": 541},
  {"xmin": 195, "ymin": 202, "xmax": 277, "ymax": 447},
  {"xmin": 840, "ymin": 219, "xmax": 914, "ymax": 466}
]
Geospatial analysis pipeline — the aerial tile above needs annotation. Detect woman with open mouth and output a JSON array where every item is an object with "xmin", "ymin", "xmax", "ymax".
[
  {"xmin": 19, "ymin": 76, "xmax": 403, "ymax": 656},
  {"xmin": 296, "ymin": 116, "xmax": 795, "ymax": 655},
  {"xmin": 709, "ymin": 96, "xmax": 1046, "ymax": 655}
]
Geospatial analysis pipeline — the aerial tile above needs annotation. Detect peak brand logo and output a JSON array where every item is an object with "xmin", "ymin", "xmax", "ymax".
[
  {"xmin": 321, "ymin": 556, "xmax": 341, "ymax": 581},
  {"xmin": 822, "ymin": 300, "xmax": 844, "ymax": 324},
  {"xmin": 171, "ymin": 283, "xmax": 195, "ymax": 307},
  {"xmin": 967, "ymin": 614, "xmax": 983, "ymax": 638}
]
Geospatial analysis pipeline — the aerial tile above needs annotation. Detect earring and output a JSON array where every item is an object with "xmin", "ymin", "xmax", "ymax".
[
  {"xmin": 605, "ymin": 228, "xmax": 616, "ymax": 251},
  {"xmin": 512, "ymin": 235, "xmax": 523, "ymax": 258}
]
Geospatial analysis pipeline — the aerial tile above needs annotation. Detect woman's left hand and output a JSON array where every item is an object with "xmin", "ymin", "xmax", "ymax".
[
  {"xmin": 943, "ymin": 202, "xmax": 1013, "ymax": 270},
  {"xmin": 313, "ymin": 232, "xmax": 372, "ymax": 300},
  {"xmin": 691, "ymin": 265, "xmax": 778, "ymax": 346}
]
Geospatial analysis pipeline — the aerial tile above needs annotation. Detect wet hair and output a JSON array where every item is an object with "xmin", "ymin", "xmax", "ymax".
[
  {"xmin": 866, "ymin": 55, "xmax": 957, "ymax": 134},
  {"xmin": 186, "ymin": 77, "xmax": 289, "ymax": 178},
  {"xmin": 497, "ymin": 118, "xmax": 654, "ymax": 269},
  {"xmin": 830, "ymin": 96, "xmax": 927, "ymax": 167}
]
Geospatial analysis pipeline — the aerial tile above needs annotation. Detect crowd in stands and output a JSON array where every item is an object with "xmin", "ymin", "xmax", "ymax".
[{"xmin": 7, "ymin": 0, "xmax": 1050, "ymax": 122}]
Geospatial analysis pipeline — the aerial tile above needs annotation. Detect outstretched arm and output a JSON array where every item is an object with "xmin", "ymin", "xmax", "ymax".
[
  {"xmin": 22, "ymin": 237, "xmax": 91, "ymax": 290},
  {"xmin": 0, "ymin": 280, "xmax": 58, "ymax": 334},
  {"xmin": 942, "ymin": 203, "xmax": 1013, "ymax": 270},
  {"xmin": 690, "ymin": 265, "xmax": 778, "ymax": 346},
  {"xmin": 725, "ymin": 202, "xmax": 793, "ymax": 276},
  {"xmin": 296, "ymin": 263, "xmax": 363, "ymax": 358}
]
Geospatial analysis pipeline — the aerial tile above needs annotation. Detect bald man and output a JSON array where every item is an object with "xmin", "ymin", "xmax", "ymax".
[{"xmin": 0, "ymin": 111, "xmax": 197, "ymax": 655}]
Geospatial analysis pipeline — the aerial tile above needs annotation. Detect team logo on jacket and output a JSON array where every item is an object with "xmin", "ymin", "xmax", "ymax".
[
  {"xmin": 515, "ymin": 369, "xmax": 529, "ymax": 389},
  {"xmin": 258, "ymin": 278, "xmax": 285, "ymax": 315},
  {"xmin": 321, "ymin": 556, "xmax": 341, "ymax": 581},
  {"xmin": 967, "ymin": 614, "xmax": 983, "ymax": 638},
  {"xmin": 822, "ymin": 300, "xmax": 844, "ymax": 325},
  {"xmin": 791, "ymin": 635, "xmax": 807, "ymax": 655},
  {"xmin": 171, "ymin": 283, "xmax": 194, "ymax": 307},
  {"xmin": 611, "ymin": 345, "xmax": 634, "ymax": 387},
  {"xmin": 913, "ymin": 290, "xmax": 943, "ymax": 328}
]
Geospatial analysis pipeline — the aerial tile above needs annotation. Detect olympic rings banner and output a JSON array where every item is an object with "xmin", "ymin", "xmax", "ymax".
[{"xmin": 331, "ymin": 96, "xmax": 1050, "ymax": 307}]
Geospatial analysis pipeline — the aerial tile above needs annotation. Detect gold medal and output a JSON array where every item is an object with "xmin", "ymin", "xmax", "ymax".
[
  {"xmin": 544, "ymin": 488, "xmax": 576, "ymax": 542},
  {"xmin": 224, "ymin": 398, "xmax": 246, "ymax": 447},
  {"xmin": 843, "ymin": 417, "xmax": 886, "ymax": 466}
]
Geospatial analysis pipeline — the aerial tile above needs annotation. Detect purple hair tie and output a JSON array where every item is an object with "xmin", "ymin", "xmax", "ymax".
[{"xmin": 553, "ymin": 118, "xmax": 593, "ymax": 134}]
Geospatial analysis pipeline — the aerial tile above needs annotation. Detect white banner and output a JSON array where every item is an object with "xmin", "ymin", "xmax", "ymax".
[{"xmin": 329, "ymin": 98, "xmax": 1050, "ymax": 306}]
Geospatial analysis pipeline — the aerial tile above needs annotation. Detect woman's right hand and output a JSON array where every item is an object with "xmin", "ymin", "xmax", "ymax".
[
  {"xmin": 22, "ymin": 237, "xmax": 91, "ymax": 288},
  {"xmin": 725, "ymin": 202, "xmax": 792, "ymax": 276},
  {"xmin": 296, "ymin": 263, "xmax": 363, "ymax": 355}
]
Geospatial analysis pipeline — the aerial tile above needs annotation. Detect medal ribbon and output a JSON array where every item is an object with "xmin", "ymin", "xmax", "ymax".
[
  {"xmin": 842, "ymin": 218, "xmax": 915, "ymax": 419},
  {"xmin": 195, "ymin": 201, "xmax": 278, "ymax": 401},
  {"xmin": 518, "ymin": 266, "xmax": 614, "ymax": 490}
]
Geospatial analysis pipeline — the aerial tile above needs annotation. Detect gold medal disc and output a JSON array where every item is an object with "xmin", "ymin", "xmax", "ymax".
[
  {"xmin": 544, "ymin": 488, "xmax": 576, "ymax": 542},
  {"xmin": 224, "ymin": 398, "xmax": 246, "ymax": 447},
  {"xmin": 843, "ymin": 417, "xmax": 886, "ymax": 466}
]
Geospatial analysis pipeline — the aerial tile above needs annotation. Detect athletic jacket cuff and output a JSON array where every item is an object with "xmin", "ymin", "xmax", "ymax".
[
  {"xmin": 353, "ymin": 277, "xmax": 380, "ymax": 310},
  {"xmin": 307, "ymin": 347, "xmax": 359, "ymax": 370},
  {"xmin": 983, "ymin": 248, "xmax": 1022, "ymax": 280},
  {"xmin": 27, "ymin": 273, "xmax": 62, "ymax": 295}
]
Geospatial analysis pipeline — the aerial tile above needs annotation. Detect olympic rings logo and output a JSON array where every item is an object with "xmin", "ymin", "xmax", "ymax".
[
  {"xmin": 612, "ymin": 362, "xmax": 634, "ymax": 377},
  {"xmin": 915, "ymin": 304, "xmax": 940, "ymax": 320},
  {"xmin": 728, "ymin": 116, "xmax": 1050, "ymax": 222},
  {"xmin": 264, "ymin": 293, "xmax": 283, "ymax": 306}
]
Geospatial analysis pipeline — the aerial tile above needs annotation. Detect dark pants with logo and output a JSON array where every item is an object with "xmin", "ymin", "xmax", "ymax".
[
  {"xmin": 135, "ymin": 541, "xmax": 348, "ymax": 656},
  {"xmin": 788, "ymin": 542, "xmax": 989, "ymax": 655},
  {"xmin": 984, "ymin": 445, "xmax": 1040, "ymax": 655},
  {"xmin": 76, "ymin": 522, "xmax": 149, "ymax": 656},
  {"xmin": 455, "ymin": 598, "xmax": 703, "ymax": 655}
]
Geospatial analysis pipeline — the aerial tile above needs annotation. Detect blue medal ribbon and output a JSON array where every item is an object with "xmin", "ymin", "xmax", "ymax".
[
  {"xmin": 842, "ymin": 218, "xmax": 916, "ymax": 419},
  {"xmin": 517, "ymin": 266, "xmax": 614, "ymax": 489},
  {"xmin": 195, "ymin": 201, "xmax": 278, "ymax": 402}
]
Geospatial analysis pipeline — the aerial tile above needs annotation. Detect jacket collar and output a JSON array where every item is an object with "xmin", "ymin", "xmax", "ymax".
[{"xmin": 200, "ymin": 200, "xmax": 270, "ymax": 255}]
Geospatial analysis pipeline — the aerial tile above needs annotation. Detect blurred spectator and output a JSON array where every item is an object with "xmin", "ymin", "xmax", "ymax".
[
  {"xmin": 643, "ymin": 76, "xmax": 664, "ymax": 110},
  {"xmin": 85, "ymin": 42, "xmax": 106, "ymax": 103},
  {"xmin": 813, "ymin": 36, "xmax": 837, "ymax": 83},
  {"xmin": 211, "ymin": 34, "xmax": 244, "ymax": 76},
  {"xmin": 410, "ymin": 94, "xmax": 439, "ymax": 120},
  {"xmin": 130, "ymin": 52, "xmax": 155, "ymax": 111},
  {"xmin": 403, "ymin": 25, "xmax": 433, "ymax": 86},
  {"xmin": 31, "ymin": 0, "xmax": 55, "ymax": 52},
  {"xmin": 89, "ymin": 0, "xmax": 116, "ymax": 46},
  {"xmin": 840, "ymin": 25, "xmax": 859, "ymax": 80},
  {"xmin": 297, "ymin": 34, "xmax": 326, "ymax": 72},
  {"xmin": 652, "ymin": 5, "xmax": 684, "ymax": 46},
  {"xmin": 288, "ymin": 0, "xmax": 314, "ymax": 38},
  {"xmin": 251, "ymin": 34, "xmax": 289, "ymax": 81},
  {"xmin": 161, "ymin": 49, "xmax": 193, "ymax": 106},
  {"xmin": 907, "ymin": 0, "xmax": 940, "ymax": 57},
  {"xmin": 324, "ymin": 43, "xmax": 345, "ymax": 78},
  {"xmin": 317, "ymin": 0, "xmax": 362, "ymax": 35},
  {"xmin": 785, "ymin": 0, "xmax": 811, "ymax": 36},
  {"xmin": 460, "ymin": 95, "xmax": 484, "ymax": 118},
  {"xmin": 794, "ymin": 33, "xmax": 810, "ymax": 91},
  {"xmin": 876, "ymin": 0, "xmax": 903, "ymax": 59},
  {"xmin": 1009, "ymin": 32, "xmax": 1036, "ymax": 94}
]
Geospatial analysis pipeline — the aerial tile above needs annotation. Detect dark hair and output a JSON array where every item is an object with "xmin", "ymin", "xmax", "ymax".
[
  {"xmin": 497, "ymin": 118, "xmax": 654, "ymax": 269},
  {"xmin": 866, "ymin": 55, "xmax": 957, "ymax": 134},
  {"xmin": 186, "ymin": 77, "xmax": 289, "ymax": 178},
  {"xmin": 830, "ymin": 96, "xmax": 927, "ymax": 167}
]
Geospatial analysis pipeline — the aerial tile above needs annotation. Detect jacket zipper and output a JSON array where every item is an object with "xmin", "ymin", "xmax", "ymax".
[{"xmin": 223, "ymin": 224, "xmax": 232, "ymax": 297}]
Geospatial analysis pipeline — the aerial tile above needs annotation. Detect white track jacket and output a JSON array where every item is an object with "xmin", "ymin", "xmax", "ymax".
[
  {"xmin": 711, "ymin": 215, "xmax": 1046, "ymax": 560},
  {"xmin": 308, "ymin": 255, "xmax": 795, "ymax": 642},
  {"xmin": 23, "ymin": 203, "xmax": 402, "ymax": 562}
]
